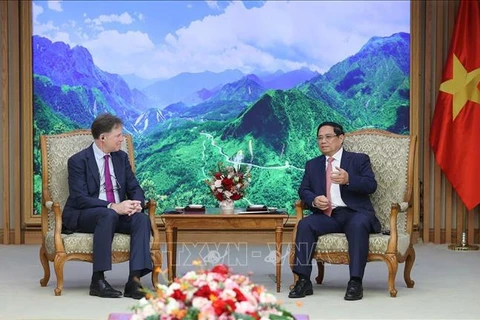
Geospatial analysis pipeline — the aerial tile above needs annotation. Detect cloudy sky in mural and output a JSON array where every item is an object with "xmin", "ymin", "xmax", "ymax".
[{"xmin": 33, "ymin": 0, "xmax": 410, "ymax": 80}]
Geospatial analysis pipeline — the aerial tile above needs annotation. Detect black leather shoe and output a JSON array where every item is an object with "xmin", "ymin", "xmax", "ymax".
[
  {"xmin": 344, "ymin": 280, "xmax": 363, "ymax": 301},
  {"xmin": 89, "ymin": 279, "xmax": 122, "ymax": 298},
  {"xmin": 124, "ymin": 279, "xmax": 146, "ymax": 300},
  {"xmin": 288, "ymin": 278, "xmax": 313, "ymax": 298}
]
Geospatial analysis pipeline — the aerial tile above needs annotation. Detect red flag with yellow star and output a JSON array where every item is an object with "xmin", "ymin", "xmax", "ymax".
[{"xmin": 430, "ymin": 0, "xmax": 480, "ymax": 210}]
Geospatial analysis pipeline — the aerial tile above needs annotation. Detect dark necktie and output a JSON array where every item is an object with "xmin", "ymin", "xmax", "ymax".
[
  {"xmin": 104, "ymin": 154, "xmax": 115, "ymax": 203},
  {"xmin": 325, "ymin": 157, "xmax": 334, "ymax": 217}
]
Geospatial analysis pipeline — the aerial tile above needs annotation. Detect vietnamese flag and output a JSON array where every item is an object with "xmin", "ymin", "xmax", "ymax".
[{"xmin": 430, "ymin": 0, "xmax": 480, "ymax": 210}]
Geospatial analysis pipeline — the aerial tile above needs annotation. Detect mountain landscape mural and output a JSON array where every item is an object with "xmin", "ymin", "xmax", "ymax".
[{"xmin": 32, "ymin": 30, "xmax": 410, "ymax": 214}]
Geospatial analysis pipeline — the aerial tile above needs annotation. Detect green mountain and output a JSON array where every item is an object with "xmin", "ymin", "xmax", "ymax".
[
  {"xmin": 135, "ymin": 88, "xmax": 352, "ymax": 213},
  {"xmin": 32, "ymin": 32, "xmax": 411, "ymax": 215},
  {"xmin": 300, "ymin": 32, "xmax": 410, "ymax": 133}
]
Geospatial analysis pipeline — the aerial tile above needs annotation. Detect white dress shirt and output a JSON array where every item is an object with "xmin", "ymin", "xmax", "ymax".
[
  {"xmin": 327, "ymin": 148, "xmax": 347, "ymax": 209},
  {"xmin": 92, "ymin": 143, "xmax": 120, "ymax": 203}
]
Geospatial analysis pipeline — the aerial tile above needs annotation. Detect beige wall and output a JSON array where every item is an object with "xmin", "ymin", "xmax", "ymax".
[{"xmin": 1, "ymin": 0, "xmax": 478, "ymax": 245}]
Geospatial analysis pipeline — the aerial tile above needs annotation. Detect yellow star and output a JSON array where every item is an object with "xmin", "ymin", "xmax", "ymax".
[{"xmin": 439, "ymin": 54, "xmax": 480, "ymax": 120}]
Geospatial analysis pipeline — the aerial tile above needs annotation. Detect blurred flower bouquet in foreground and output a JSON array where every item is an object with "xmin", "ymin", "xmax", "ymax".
[
  {"xmin": 131, "ymin": 264, "xmax": 295, "ymax": 320},
  {"xmin": 205, "ymin": 162, "xmax": 251, "ymax": 202}
]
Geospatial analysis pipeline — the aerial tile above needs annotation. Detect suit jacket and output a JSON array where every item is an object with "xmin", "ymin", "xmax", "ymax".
[
  {"xmin": 299, "ymin": 150, "xmax": 381, "ymax": 233},
  {"xmin": 62, "ymin": 144, "xmax": 145, "ymax": 231}
]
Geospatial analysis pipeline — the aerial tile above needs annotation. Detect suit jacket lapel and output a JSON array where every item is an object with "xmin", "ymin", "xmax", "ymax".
[
  {"xmin": 110, "ymin": 152, "xmax": 122, "ymax": 182},
  {"xmin": 316, "ymin": 155, "xmax": 327, "ymax": 191},
  {"xmin": 110, "ymin": 152, "xmax": 126, "ymax": 201},
  {"xmin": 86, "ymin": 145, "xmax": 100, "ymax": 189},
  {"xmin": 340, "ymin": 150, "xmax": 352, "ymax": 192},
  {"xmin": 340, "ymin": 150, "xmax": 352, "ymax": 170}
]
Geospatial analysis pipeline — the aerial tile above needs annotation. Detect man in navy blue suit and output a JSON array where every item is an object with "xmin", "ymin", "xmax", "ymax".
[
  {"xmin": 289, "ymin": 121, "xmax": 381, "ymax": 301},
  {"xmin": 63, "ymin": 113, "xmax": 152, "ymax": 299}
]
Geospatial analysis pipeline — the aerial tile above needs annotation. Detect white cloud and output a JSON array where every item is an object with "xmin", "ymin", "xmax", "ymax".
[
  {"xmin": 32, "ymin": 2, "xmax": 43, "ymax": 23},
  {"xmin": 33, "ymin": 1, "xmax": 410, "ymax": 80},
  {"xmin": 85, "ymin": 12, "xmax": 134, "ymax": 26},
  {"xmin": 135, "ymin": 12, "xmax": 144, "ymax": 21},
  {"xmin": 135, "ymin": 0, "xmax": 409, "ymax": 78},
  {"xmin": 205, "ymin": 1, "xmax": 221, "ymax": 10},
  {"xmin": 47, "ymin": 0, "xmax": 63, "ymax": 12},
  {"xmin": 82, "ymin": 30, "xmax": 155, "ymax": 74},
  {"xmin": 48, "ymin": 31, "xmax": 70, "ymax": 44}
]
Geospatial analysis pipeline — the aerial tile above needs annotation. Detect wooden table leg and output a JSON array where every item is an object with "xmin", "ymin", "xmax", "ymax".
[
  {"xmin": 172, "ymin": 227, "xmax": 178, "ymax": 280},
  {"xmin": 166, "ymin": 225, "xmax": 174, "ymax": 283},
  {"xmin": 275, "ymin": 224, "xmax": 283, "ymax": 293}
]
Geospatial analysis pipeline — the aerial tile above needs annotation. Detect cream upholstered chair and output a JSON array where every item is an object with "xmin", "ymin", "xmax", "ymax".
[
  {"xmin": 290, "ymin": 129, "xmax": 417, "ymax": 297},
  {"xmin": 39, "ymin": 129, "xmax": 162, "ymax": 296}
]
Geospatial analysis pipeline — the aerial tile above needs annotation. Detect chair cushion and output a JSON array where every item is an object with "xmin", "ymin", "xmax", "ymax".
[
  {"xmin": 45, "ymin": 231, "xmax": 152, "ymax": 255},
  {"xmin": 316, "ymin": 232, "xmax": 411, "ymax": 256}
]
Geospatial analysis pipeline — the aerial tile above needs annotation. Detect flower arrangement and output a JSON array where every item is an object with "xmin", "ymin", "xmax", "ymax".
[
  {"xmin": 205, "ymin": 162, "xmax": 251, "ymax": 202},
  {"xmin": 131, "ymin": 264, "xmax": 295, "ymax": 320}
]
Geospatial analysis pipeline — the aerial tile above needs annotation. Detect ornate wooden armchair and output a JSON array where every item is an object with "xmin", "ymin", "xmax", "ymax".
[
  {"xmin": 290, "ymin": 129, "xmax": 417, "ymax": 297},
  {"xmin": 39, "ymin": 129, "xmax": 162, "ymax": 296}
]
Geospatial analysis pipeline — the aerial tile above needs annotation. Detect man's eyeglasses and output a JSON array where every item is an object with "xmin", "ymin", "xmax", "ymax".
[{"xmin": 317, "ymin": 134, "xmax": 338, "ymax": 142}]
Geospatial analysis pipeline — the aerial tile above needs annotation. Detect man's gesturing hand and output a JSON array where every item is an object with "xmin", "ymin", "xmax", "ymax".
[{"xmin": 331, "ymin": 167, "xmax": 349, "ymax": 185}]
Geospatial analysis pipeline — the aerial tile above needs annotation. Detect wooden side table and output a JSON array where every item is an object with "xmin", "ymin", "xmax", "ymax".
[{"xmin": 162, "ymin": 209, "xmax": 287, "ymax": 292}]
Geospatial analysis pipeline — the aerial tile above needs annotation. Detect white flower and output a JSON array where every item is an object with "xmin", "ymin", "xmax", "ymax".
[
  {"xmin": 191, "ymin": 297, "xmax": 210, "ymax": 310},
  {"xmin": 131, "ymin": 265, "xmax": 292, "ymax": 319},
  {"xmin": 219, "ymin": 288, "xmax": 236, "ymax": 300},
  {"xmin": 235, "ymin": 301, "xmax": 256, "ymax": 314},
  {"xmin": 259, "ymin": 291, "xmax": 278, "ymax": 304},
  {"xmin": 166, "ymin": 282, "xmax": 181, "ymax": 295},
  {"xmin": 165, "ymin": 298, "xmax": 180, "ymax": 314}
]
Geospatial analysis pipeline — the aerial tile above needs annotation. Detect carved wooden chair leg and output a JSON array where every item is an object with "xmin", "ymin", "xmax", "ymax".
[
  {"xmin": 315, "ymin": 260, "xmax": 325, "ymax": 284},
  {"xmin": 39, "ymin": 245, "xmax": 50, "ymax": 287},
  {"xmin": 386, "ymin": 256, "xmax": 398, "ymax": 297},
  {"xmin": 53, "ymin": 254, "xmax": 66, "ymax": 296},
  {"xmin": 151, "ymin": 251, "xmax": 162, "ymax": 288},
  {"xmin": 404, "ymin": 246, "xmax": 416, "ymax": 288}
]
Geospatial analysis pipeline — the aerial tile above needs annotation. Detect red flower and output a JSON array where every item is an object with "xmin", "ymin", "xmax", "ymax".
[
  {"xmin": 230, "ymin": 193, "xmax": 241, "ymax": 201},
  {"xmin": 212, "ymin": 299, "xmax": 236, "ymax": 316},
  {"xmin": 205, "ymin": 162, "xmax": 250, "ymax": 202},
  {"xmin": 225, "ymin": 299, "xmax": 236, "ymax": 313},
  {"xmin": 222, "ymin": 178, "xmax": 233, "ymax": 189},
  {"xmin": 194, "ymin": 284, "xmax": 212, "ymax": 298},
  {"xmin": 246, "ymin": 312, "xmax": 261, "ymax": 320},
  {"xmin": 170, "ymin": 289, "xmax": 186, "ymax": 301},
  {"xmin": 212, "ymin": 299, "xmax": 227, "ymax": 316},
  {"xmin": 233, "ymin": 287, "xmax": 247, "ymax": 302},
  {"xmin": 211, "ymin": 264, "xmax": 230, "ymax": 275}
]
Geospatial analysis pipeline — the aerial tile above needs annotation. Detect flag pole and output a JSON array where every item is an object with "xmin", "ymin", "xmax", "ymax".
[{"xmin": 448, "ymin": 208, "xmax": 478, "ymax": 251}]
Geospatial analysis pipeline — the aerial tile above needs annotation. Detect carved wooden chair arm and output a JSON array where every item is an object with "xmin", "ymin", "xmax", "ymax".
[
  {"xmin": 41, "ymin": 199, "xmax": 53, "ymax": 236},
  {"xmin": 294, "ymin": 200, "xmax": 306, "ymax": 221},
  {"xmin": 145, "ymin": 199, "xmax": 161, "ymax": 250},
  {"xmin": 386, "ymin": 201, "xmax": 411, "ymax": 253},
  {"xmin": 52, "ymin": 202, "xmax": 66, "ymax": 253}
]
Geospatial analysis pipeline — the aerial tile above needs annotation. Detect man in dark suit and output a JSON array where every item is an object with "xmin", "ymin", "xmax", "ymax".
[
  {"xmin": 289, "ymin": 121, "xmax": 381, "ymax": 301},
  {"xmin": 63, "ymin": 113, "xmax": 152, "ymax": 299}
]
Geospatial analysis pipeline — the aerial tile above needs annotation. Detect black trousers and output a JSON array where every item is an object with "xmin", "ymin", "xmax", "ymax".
[
  {"xmin": 292, "ymin": 207, "xmax": 374, "ymax": 279},
  {"xmin": 77, "ymin": 207, "xmax": 152, "ymax": 276}
]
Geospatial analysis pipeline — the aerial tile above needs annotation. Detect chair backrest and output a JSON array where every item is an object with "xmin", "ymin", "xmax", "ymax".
[
  {"xmin": 343, "ymin": 129, "xmax": 416, "ymax": 232},
  {"xmin": 40, "ymin": 129, "xmax": 134, "ymax": 231}
]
